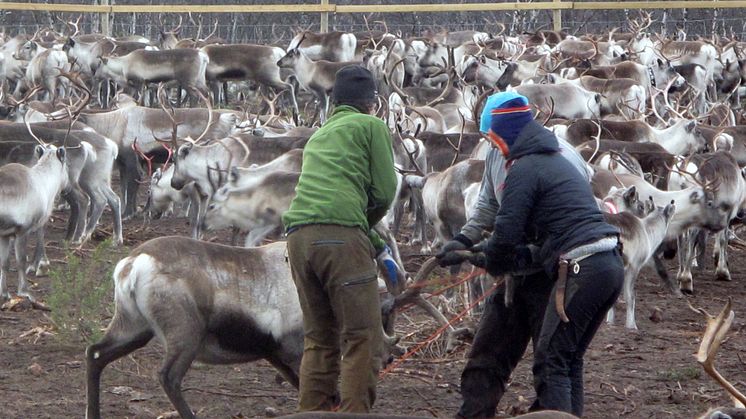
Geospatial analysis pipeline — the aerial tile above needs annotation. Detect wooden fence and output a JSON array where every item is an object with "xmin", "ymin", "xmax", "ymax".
[{"xmin": 0, "ymin": 1, "xmax": 744, "ymax": 34}]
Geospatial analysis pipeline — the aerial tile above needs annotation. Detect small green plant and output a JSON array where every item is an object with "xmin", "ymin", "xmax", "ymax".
[
  {"xmin": 656, "ymin": 366, "xmax": 701, "ymax": 382},
  {"xmin": 47, "ymin": 240, "xmax": 121, "ymax": 344}
]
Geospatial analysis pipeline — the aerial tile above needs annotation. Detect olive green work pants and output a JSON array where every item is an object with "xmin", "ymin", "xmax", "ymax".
[{"xmin": 287, "ymin": 224, "xmax": 383, "ymax": 413}]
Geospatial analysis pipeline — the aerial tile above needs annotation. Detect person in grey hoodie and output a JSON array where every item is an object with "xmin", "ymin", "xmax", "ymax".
[{"xmin": 439, "ymin": 92, "xmax": 622, "ymax": 417}]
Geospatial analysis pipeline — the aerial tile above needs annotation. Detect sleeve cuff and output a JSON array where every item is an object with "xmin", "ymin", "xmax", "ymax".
[{"xmin": 453, "ymin": 234, "xmax": 474, "ymax": 248}]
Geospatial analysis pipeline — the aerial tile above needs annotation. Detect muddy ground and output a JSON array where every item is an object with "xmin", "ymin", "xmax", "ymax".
[{"xmin": 1, "ymin": 201, "xmax": 745, "ymax": 419}]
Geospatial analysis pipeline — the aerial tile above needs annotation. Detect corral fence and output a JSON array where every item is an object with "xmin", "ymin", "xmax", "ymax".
[{"xmin": 2, "ymin": 1, "xmax": 746, "ymax": 45}]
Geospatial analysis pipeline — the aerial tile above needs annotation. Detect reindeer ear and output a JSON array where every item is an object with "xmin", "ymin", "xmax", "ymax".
[
  {"xmin": 657, "ymin": 58, "xmax": 664, "ymax": 67},
  {"xmin": 686, "ymin": 121, "xmax": 696, "ymax": 132},
  {"xmin": 664, "ymin": 202, "xmax": 676, "ymax": 219},
  {"xmin": 623, "ymin": 185, "xmax": 637, "ymax": 202},
  {"xmin": 100, "ymin": 56, "xmax": 108, "ymax": 65},
  {"xmin": 34, "ymin": 145, "xmax": 44, "ymax": 158},
  {"xmin": 594, "ymin": 93, "xmax": 602, "ymax": 103},
  {"xmin": 690, "ymin": 190, "xmax": 704, "ymax": 203},
  {"xmin": 230, "ymin": 166, "xmax": 240, "ymax": 183},
  {"xmin": 56, "ymin": 147, "xmax": 66, "ymax": 163}
]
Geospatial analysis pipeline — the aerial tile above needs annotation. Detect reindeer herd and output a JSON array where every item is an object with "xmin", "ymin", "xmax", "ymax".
[{"xmin": 0, "ymin": 11, "xmax": 745, "ymax": 418}]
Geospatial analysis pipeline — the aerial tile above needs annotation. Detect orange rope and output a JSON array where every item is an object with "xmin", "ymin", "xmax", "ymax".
[
  {"xmin": 393, "ymin": 268, "xmax": 486, "ymax": 313},
  {"xmin": 379, "ymin": 279, "xmax": 502, "ymax": 379}
]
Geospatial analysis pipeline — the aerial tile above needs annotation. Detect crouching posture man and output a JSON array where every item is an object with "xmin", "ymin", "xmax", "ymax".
[
  {"xmin": 283, "ymin": 65, "xmax": 398, "ymax": 413},
  {"xmin": 439, "ymin": 92, "xmax": 593, "ymax": 418},
  {"xmin": 482, "ymin": 93, "xmax": 623, "ymax": 416}
]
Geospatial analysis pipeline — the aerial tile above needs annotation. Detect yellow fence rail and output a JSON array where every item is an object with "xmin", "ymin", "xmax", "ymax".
[{"xmin": 0, "ymin": 1, "xmax": 742, "ymax": 33}]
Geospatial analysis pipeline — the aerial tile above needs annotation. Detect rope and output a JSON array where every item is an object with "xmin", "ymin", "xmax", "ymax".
[{"xmin": 379, "ymin": 277, "xmax": 503, "ymax": 379}]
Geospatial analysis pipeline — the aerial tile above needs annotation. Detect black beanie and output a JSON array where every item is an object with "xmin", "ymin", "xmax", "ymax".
[{"xmin": 332, "ymin": 65, "xmax": 378, "ymax": 105}]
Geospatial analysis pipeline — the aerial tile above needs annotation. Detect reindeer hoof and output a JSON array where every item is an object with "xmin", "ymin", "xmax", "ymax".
[
  {"xmin": 716, "ymin": 270, "xmax": 732, "ymax": 281},
  {"xmin": 16, "ymin": 291, "xmax": 36, "ymax": 303},
  {"xmin": 156, "ymin": 411, "xmax": 181, "ymax": 419},
  {"xmin": 680, "ymin": 287, "xmax": 694, "ymax": 295}
]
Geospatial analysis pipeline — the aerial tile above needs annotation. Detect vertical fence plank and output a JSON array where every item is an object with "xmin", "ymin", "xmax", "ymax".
[
  {"xmin": 320, "ymin": 0, "xmax": 329, "ymax": 33},
  {"xmin": 553, "ymin": 0, "xmax": 562, "ymax": 31},
  {"xmin": 101, "ymin": 0, "xmax": 110, "ymax": 36}
]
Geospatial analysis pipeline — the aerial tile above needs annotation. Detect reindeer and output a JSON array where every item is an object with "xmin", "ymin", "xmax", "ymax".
[
  {"xmin": 605, "ymin": 199, "xmax": 676, "ymax": 329},
  {"xmin": 96, "ymin": 48, "xmax": 210, "ymax": 104},
  {"xmin": 0, "ymin": 142, "xmax": 68, "ymax": 302},
  {"xmin": 288, "ymin": 30, "xmax": 357, "ymax": 62},
  {"xmin": 512, "ymin": 83, "xmax": 601, "ymax": 120},
  {"xmin": 201, "ymin": 43, "xmax": 297, "ymax": 110},
  {"xmin": 85, "ymin": 239, "xmax": 304, "ymax": 419},
  {"xmin": 25, "ymin": 90, "xmax": 237, "ymax": 219},
  {"xmin": 558, "ymin": 118, "xmax": 707, "ymax": 155},
  {"xmin": 13, "ymin": 37, "xmax": 70, "ymax": 102},
  {"xmin": 276, "ymin": 44, "xmax": 358, "ymax": 123},
  {"xmin": 144, "ymin": 165, "xmax": 198, "ymax": 221},
  {"xmin": 591, "ymin": 158, "xmax": 742, "ymax": 296},
  {"xmin": 404, "ymin": 159, "xmax": 484, "ymax": 252},
  {"xmin": 551, "ymin": 74, "xmax": 646, "ymax": 119},
  {"xmin": 203, "ymin": 170, "xmax": 300, "ymax": 246}
]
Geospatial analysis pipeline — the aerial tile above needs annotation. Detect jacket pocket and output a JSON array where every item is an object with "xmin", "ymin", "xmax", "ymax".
[
  {"xmin": 343, "ymin": 275, "xmax": 377, "ymax": 287},
  {"xmin": 311, "ymin": 239, "xmax": 345, "ymax": 246}
]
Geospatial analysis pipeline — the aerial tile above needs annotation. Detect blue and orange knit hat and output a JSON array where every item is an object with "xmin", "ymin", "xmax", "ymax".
[{"xmin": 480, "ymin": 92, "xmax": 533, "ymax": 156}]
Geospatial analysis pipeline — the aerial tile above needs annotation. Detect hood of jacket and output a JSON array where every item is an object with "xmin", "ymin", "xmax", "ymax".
[{"xmin": 508, "ymin": 120, "xmax": 560, "ymax": 160}]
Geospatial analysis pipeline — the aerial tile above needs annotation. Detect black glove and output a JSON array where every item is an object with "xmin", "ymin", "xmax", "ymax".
[
  {"xmin": 436, "ymin": 234, "xmax": 473, "ymax": 257},
  {"xmin": 436, "ymin": 234, "xmax": 473, "ymax": 267},
  {"xmin": 484, "ymin": 233, "xmax": 518, "ymax": 276}
]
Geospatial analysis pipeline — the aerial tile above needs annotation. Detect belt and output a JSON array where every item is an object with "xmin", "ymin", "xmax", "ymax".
[{"xmin": 555, "ymin": 236, "xmax": 620, "ymax": 323}]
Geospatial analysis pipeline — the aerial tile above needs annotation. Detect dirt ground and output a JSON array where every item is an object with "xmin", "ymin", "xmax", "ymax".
[{"xmin": 1, "ymin": 202, "xmax": 745, "ymax": 419}]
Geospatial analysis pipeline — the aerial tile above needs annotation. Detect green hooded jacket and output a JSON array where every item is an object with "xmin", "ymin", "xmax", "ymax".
[{"xmin": 282, "ymin": 105, "xmax": 398, "ymax": 250}]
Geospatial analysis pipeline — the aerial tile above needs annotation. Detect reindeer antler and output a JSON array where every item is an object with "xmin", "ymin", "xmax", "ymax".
[{"xmin": 692, "ymin": 299, "xmax": 746, "ymax": 408}]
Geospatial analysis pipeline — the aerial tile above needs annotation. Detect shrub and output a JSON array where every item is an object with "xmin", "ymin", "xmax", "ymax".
[{"xmin": 47, "ymin": 240, "xmax": 122, "ymax": 344}]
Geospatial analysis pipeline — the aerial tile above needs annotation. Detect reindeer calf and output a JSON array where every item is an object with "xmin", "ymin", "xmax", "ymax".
[{"xmin": 0, "ymin": 145, "xmax": 68, "ymax": 301}]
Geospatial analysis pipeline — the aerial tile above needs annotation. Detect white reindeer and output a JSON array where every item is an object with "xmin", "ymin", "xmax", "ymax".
[{"xmin": 0, "ymin": 144, "xmax": 68, "ymax": 301}]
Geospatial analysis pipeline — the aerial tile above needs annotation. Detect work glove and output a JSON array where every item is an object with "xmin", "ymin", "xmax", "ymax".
[
  {"xmin": 376, "ymin": 245, "xmax": 400, "ymax": 288},
  {"xmin": 436, "ymin": 234, "xmax": 474, "ymax": 267},
  {"xmin": 484, "ymin": 241, "xmax": 534, "ymax": 276}
]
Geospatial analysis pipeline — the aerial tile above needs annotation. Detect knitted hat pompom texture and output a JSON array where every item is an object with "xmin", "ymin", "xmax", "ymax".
[
  {"xmin": 480, "ymin": 92, "xmax": 533, "ymax": 148},
  {"xmin": 332, "ymin": 65, "xmax": 378, "ymax": 104}
]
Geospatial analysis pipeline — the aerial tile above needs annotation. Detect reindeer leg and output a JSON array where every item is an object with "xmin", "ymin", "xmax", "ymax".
[
  {"xmin": 624, "ymin": 268, "xmax": 641, "ymax": 330},
  {"xmin": 102, "ymin": 186, "xmax": 124, "ymax": 245},
  {"xmin": 159, "ymin": 338, "xmax": 202, "ymax": 419},
  {"xmin": 82, "ymin": 185, "xmax": 106, "ymax": 244},
  {"xmin": 677, "ymin": 231, "xmax": 695, "ymax": 294},
  {"xmin": 244, "ymin": 225, "xmax": 277, "ymax": 247},
  {"xmin": 14, "ymin": 233, "xmax": 32, "ymax": 301},
  {"xmin": 192, "ymin": 194, "xmax": 208, "ymax": 240},
  {"xmin": 121, "ymin": 150, "xmax": 142, "ymax": 219},
  {"xmin": 0, "ymin": 236, "xmax": 10, "ymax": 301},
  {"xmin": 29, "ymin": 229, "xmax": 49, "ymax": 277},
  {"xmin": 67, "ymin": 186, "xmax": 89, "ymax": 243},
  {"xmin": 715, "ymin": 229, "xmax": 732, "ymax": 281},
  {"xmin": 86, "ymin": 328, "xmax": 153, "ymax": 419}
]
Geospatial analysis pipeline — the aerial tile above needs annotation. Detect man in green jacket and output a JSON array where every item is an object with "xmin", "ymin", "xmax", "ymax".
[{"xmin": 283, "ymin": 65, "xmax": 398, "ymax": 413}]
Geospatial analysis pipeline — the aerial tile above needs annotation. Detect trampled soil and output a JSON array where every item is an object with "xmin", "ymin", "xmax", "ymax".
[{"xmin": 1, "ymin": 202, "xmax": 745, "ymax": 419}]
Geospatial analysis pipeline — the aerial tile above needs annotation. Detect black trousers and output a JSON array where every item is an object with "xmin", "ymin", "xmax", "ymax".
[
  {"xmin": 531, "ymin": 248, "xmax": 624, "ymax": 417},
  {"xmin": 457, "ymin": 271, "xmax": 554, "ymax": 419}
]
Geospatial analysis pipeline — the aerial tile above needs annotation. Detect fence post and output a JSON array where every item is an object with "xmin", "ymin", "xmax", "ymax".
[
  {"xmin": 101, "ymin": 0, "xmax": 111, "ymax": 36},
  {"xmin": 553, "ymin": 0, "xmax": 562, "ymax": 32},
  {"xmin": 320, "ymin": 0, "xmax": 329, "ymax": 33}
]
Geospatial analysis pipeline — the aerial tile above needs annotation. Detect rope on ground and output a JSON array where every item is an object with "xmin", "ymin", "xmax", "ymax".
[{"xmin": 379, "ymin": 278, "xmax": 503, "ymax": 380}]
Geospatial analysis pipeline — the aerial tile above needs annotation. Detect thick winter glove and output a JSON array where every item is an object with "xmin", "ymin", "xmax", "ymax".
[
  {"xmin": 376, "ymin": 245, "xmax": 400, "ymax": 288},
  {"xmin": 436, "ymin": 234, "xmax": 474, "ymax": 267},
  {"xmin": 484, "ymin": 242, "xmax": 515, "ymax": 276}
]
